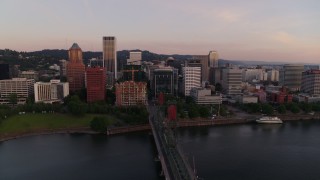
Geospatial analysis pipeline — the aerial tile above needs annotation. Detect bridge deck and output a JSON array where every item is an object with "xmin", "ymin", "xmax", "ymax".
[{"xmin": 149, "ymin": 106, "xmax": 197, "ymax": 180}]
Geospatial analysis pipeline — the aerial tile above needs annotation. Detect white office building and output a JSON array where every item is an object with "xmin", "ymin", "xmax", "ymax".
[
  {"xmin": 190, "ymin": 87, "xmax": 222, "ymax": 105},
  {"xmin": 34, "ymin": 80, "xmax": 69, "ymax": 104},
  {"xmin": 127, "ymin": 51, "xmax": 142, "ymax": 65},
  {"xmin": 183, "ymin": 66, "xmax": 202, "ymax": 96},
  {"xmin": 0, "ymin": 78, "xmax": 35, "ymax": 104}
]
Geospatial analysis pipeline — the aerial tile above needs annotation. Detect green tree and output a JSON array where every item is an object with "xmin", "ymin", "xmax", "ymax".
[
  {"xmin": 67, "ymin": 95, "xmax": 87, "ymax": 116},
  {"xmin": 185, "ymin": 96, "xmax": 195, "ymax": 104},
  {"xmin": 90, "ymin": 116, "xmax": 107, "ymax": 132},
  {"xmin": 291, "ymin": 105, "xmax": 300, "ymax": 114},
  {"xmin": 300, "ymin": 103, "xmax": 312, "ymax": 113},
  {"xmin": 246, "ymin": 103, "xmax": 261, "ymax": 113},
  {"xmin": 188, "ymin": 105, "xmax": 199, "ymax": 118},
  {"xmin": 286, "ymin": 103, "xmax": 300, "ymax": 114},
  {"xmin": 8, "ymin": 93, "xmax": 18, "ymax": 105},
  {"xmin": 277, "ymin": 105, "xmax": 286, "ymax": 114},
  {"xmin": 219, "ymin": 105, "xmax": 228, "ymax": 116},
  {"xmin": 106, "ymin": 88, "xmax": 116, "ymax": 105},
  {"xmin": 261, "ymin": 104, "xmax": 274, "ymax": 115},
  {"xmin": 199, "ymin": 106, "xmax": 210, "ymax": 118}
]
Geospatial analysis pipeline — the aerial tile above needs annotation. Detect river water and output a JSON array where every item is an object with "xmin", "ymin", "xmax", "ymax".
[{"xmin": 1, "ymin": 120, "xmax": 320, "ymax": 180}]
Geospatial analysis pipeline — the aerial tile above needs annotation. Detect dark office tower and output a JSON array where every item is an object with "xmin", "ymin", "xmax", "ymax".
[
  {"xmin": 0, "ymin": 64, "xmax": 10, "ymax": 80},
  {"xmin": 66, "ymin": 43, "xmax": 85, "ymax": 92},
  {"xmin": 192, "ymin": 55, "xmax": 209, "ymax": 82},
  {"xmin": 103, "ymin": 36, "xmax": 117, "ymax": 82},
  {"xmin": 86, "ymin": 67, "xmax": 106, "ymax": 103}
]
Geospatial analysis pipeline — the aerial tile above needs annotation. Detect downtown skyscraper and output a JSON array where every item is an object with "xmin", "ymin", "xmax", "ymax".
[
  {"xmin": 66, "ymin": 43, "xmax": 85, "ymax": 92},
  {"xmin": 103, "ymin": 36, "xmax": 117, "ymax": 82}
]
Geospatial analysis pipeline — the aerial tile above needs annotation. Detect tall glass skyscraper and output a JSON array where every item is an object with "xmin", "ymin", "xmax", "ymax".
[
  {"xmin": 103, "ymin": 36, "xmax": 117, "ymax": 81},
  {"xmin": 208, "ymin": 50, "xmax": 219, "ymax": 68}
]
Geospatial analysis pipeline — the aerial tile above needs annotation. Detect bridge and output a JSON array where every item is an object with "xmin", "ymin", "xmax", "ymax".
[{"xmin": 148, "ymin": 105, "xmax": 197, "ymax": 180}]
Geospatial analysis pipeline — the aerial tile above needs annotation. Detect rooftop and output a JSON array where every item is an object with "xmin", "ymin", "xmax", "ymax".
[{"xmin": 70, "ymin": 43, "xmax": 81, "ymax": 50}]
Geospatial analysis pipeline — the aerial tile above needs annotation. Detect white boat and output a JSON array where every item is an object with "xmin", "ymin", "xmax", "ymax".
[{"xmin": 256, "ymin": 116, "xmax": 283, "ymax": 124}]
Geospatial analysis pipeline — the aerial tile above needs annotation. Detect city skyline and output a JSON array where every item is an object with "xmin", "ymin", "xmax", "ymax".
[{"xmin": 0, "ymin": 0, "xmax": 319, "ymax": 63}]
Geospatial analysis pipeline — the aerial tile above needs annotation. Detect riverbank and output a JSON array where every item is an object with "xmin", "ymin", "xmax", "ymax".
[
  {"xmin": 1, "ymin": 113, "xmax": 319, "ymax": 142},
  {"xmin": 0, "ymin": 113, "xmax": 106, "ymax": 142},
  {"xmin": 0, "ymin": 127, "xmax": 96, "ymax": 142}
]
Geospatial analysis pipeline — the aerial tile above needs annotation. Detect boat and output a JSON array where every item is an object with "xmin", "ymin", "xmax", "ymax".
[{"xmin": 256, "ymin": 116, "xmax": 283, "ymax": 124}]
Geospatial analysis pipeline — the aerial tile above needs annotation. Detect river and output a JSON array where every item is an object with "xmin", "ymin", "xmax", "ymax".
[{"xmin": 1, "ymin": 120, "xmax": 320, "ymax": 180}]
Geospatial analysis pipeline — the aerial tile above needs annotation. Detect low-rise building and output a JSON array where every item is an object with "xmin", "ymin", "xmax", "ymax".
[
  {"xmin": 190, "ymin": 87, "xmax": 222, "ymax": 105},
  {"xmin": 19, "ymin": 70, "xmax": 39, "ymax": 81},
  {"xmin": 236, "ymin": 95, "xmax": 258, "ymax": 104},
  {"xmin": 293, "ymin": 94, "xmax": 320, "ymax": 103},
  {"xmin": 266, "ymin": 86, "xmax": 292, "ymax": 104},
  {"xmin": 34, "ymin": 80, "xmax": 69, "ymax": 104}
]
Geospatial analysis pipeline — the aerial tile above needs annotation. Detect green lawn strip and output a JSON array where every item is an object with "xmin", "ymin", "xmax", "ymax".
[{"xmin": 0, "ymin": 113, "xmax": 117, "ymax": 135}]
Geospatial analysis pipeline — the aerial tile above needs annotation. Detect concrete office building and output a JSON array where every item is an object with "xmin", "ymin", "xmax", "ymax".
[
  {"xmin": 242, "ymin": 69, "xmax": 262, "ymax": 82},
  {"xmin": 190, "ymin": 87, "xmax": 222, "ymax": 105},
  {"xmin": 59, "ymin": 60, "xmax": 68, "ymax": 77},
  {"xmin": 192, "ymin": 55, "xmax": 209, "ymax": 82},
  {"xmin": 279, "ymin": 64, "xmax": 304, "ymax": 91},
  {"xmin": 66, "ymin": 43, "xmax": 85, "ymax": 92},
  {"xmin": 301, "ymin": 70, "xmax": 320, "ymax": 95},
  {"xmin": 0, "ymin": 78, "xmax": 35, "ymax": 104},
  {"xmin": 236, "ymin": 95, "xmax": 258, "ymax": 104},
  {"xmin": 222, "ymin": 68, "xmax": 242, "ymax": 95},
  {"xmin": 19, "ymin": 70, "xmax": 39, "ymax": 81},
  {"xmin": 34, "ymin": 80, "xmax": 69, "ymax": 104},
  {"xmin": 182, "ymin": 63, "xmax": 202, "ymax": 96},
  {"xmin": 127, "ymin": 51, "xmax": 142, "ymax": 65},
  {"xmin": 103, "ymin": 36, "xmax": 117, "ymax": 81},
  {"xmin": 267, "ymin": 69, "xmax": 279, "ymax": 82}
]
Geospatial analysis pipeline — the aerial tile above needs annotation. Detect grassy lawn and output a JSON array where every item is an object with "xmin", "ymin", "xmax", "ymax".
[{"xmin": 0, "ymin": 113, "xmax": 117, "ymax": 135}]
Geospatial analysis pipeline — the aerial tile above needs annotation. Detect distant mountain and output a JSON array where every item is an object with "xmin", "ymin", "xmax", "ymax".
[
  {"xmin": 3, "ymin": 48, "xmax": 307, "ymax": 69},
  {"xmin": 218, "ymin": 59, "xmax": 289, "ymax": 66}
]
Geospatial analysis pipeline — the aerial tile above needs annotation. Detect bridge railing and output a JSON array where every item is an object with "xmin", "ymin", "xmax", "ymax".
[{"xmin": 150, "ymin": 106, "xmax": 197, "ymax": 180}]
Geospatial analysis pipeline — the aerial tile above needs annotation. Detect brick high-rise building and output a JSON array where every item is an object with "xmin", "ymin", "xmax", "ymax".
[
  {"xmin": 115, "ymin": 81, "xmax": 147, "ymax": 106},
  {"xmin": 66, "ymin": 43, "xmax": 85, "ymax": 92},
  {"xmin": 86, "ymin": 67, "xmax": 106, "ymax": 103}
]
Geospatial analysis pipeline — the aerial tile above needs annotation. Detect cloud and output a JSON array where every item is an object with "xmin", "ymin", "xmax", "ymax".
[
  {"xmin": 272, "ymin": 31, "xmax": 297, "ymax": 44},
  {"xmin": 158, "ymin": 1, "xmax": 245, "ymax": 23},
  {"xmin": 217, "ymin": 10, "xmax": 242, "ymax": 22}
]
